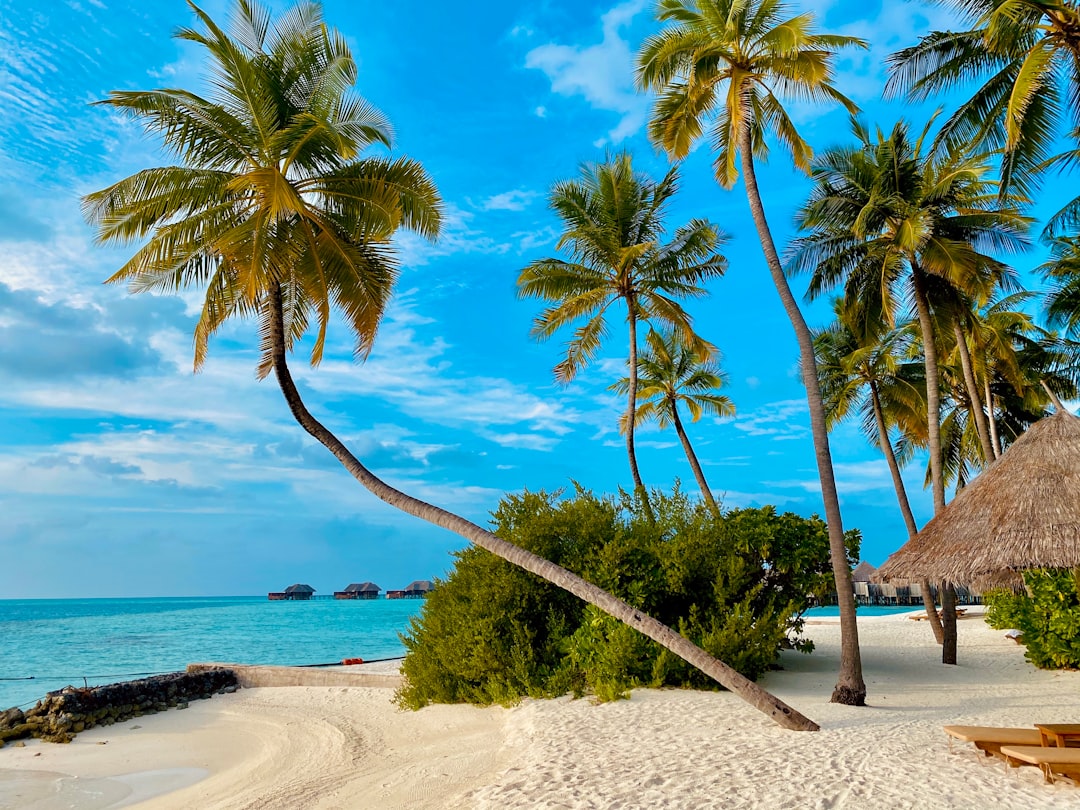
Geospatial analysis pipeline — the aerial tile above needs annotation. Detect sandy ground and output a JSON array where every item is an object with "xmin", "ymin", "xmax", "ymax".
[{"xmin": 2, "ymin": 609, "xmax": 1079, "ymax": 809}]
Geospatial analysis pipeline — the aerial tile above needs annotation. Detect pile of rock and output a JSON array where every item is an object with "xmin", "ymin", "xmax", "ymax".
[{"xmin": 0, "ymin": 668, "xmax": 238, "ymax": 745}]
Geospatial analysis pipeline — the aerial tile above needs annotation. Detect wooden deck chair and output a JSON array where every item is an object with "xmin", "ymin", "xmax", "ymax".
[
  {"xmin": 943, "ymin": 726, "xmax": 1044, "ymax": 759},
  {"xmin": 999, "ymin": 745, "xmax": 1080, "ymax": 784}
]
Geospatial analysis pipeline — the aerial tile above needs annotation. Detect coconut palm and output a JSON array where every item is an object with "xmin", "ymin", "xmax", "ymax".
[
  {"xmin": 814, "ymin": 300, "xmax": 946, "ymax": 643},
  {"xmin": 612, "ymin": 328, "xmax": 734, "ymax": 515},
  {"xmin": 84, "ymin": 1, "xmax": 817, "ymax": 730},
  {"xmin": 886, "ymin": 0, "xmax": 1080, "ymax": 196},
  {"xmin": 636, "ymin": 0, "xmax": 870, "ymax": 705},
  {"xmin": 790, "ymin": 117, "xmax": 1030, "ymax": 663},
  {"xmin": 517, "ymin": 154, "xmax": 727, "ymax": 514}
]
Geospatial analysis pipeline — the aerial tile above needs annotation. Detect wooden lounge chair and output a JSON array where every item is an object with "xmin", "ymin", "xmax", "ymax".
[
  {"xmin": 943, "ymin": 725, "xmax": 1044, "ymax": 759},
  {"xmin": 999, "ymin": 745, "xmax": 1080, "ymax": 784}
]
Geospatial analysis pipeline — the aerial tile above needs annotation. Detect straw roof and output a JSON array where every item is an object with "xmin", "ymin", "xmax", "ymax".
[
  {"xmin": 344, "ymin": 582, "xmax": 380, "ymax": 593},
  {"xmin": 876, "ymin": 410, "xmax": 1080, "ymax": 588},
  {"xmin": 284, "ymin": 583, "xmax": 315, "ymax": 593},
  {"xmin": 404, "ymin": 580, "xmax": 434, "ymax": 593},
  {"xmin": 851, "ymin": 561, "xmax": 877, "ymax": 582}
]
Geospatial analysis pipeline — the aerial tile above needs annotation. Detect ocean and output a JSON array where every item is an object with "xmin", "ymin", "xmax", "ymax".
[{"xmin": 0, "ymin": 596, "xmax": 423, "ymax": 711}]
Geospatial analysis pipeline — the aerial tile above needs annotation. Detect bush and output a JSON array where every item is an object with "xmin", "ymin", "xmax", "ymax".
[
  {"xmin": 1018, "ymin": 569, "xmax": 1080, "ymax": 670},
  {"xmin": 396, "ymin": 486, "xmax": 858, "ymax": 708},
  {"xmin": 983, "ymin": 588, "xmax": 1028, "ymax": 630},
  {"xmin": 983, "ymin": 569, "xmax": 1080, "ymax": 670}
]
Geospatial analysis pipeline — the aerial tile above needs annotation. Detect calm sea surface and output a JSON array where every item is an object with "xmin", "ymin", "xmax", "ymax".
[{"xmin": 0, "ymin": 596, "xmax": 423, "ymax": 711}]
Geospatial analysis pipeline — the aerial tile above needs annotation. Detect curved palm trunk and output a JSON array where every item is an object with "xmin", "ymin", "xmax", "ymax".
[
  {"xmin": 738, "ymin": 124, "xmax": 865, "ymax": 705},
  {"xmin": 910, "ymin": 265, "xmax": 957, "ymax": 664},
  {"xmin": 670, "ymin": 400, "xmax": 720, "ymax": 516},
  {"xmin": 869, "ymin": 383, "xmax": 944, "ymax": 643},
  {"xmin": 625, "ymin": 301, "xmax": 652, "ymax": 517},
  {"xmin": 952, "ymin": 320, "xmax": 995, "ymax": 462},
  {"xmin": 266, "ymin": 285, "xmax": 815, "ymax": 730}
]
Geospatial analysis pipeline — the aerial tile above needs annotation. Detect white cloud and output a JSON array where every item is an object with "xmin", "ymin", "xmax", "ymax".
[
  {"xmin": 524, "ymin": 0, "xmax": 649, "ymax": 145},
  {"xmin": 477, "ymin": 189, "xmax": 539, "ymax": 212},
  {"xmin": 730, "ymin": 399, "xmax": 810, "ymax": 441},
  {"xmin": 535, "ymin": 105, "xmax": 547, "ymax": 118}
]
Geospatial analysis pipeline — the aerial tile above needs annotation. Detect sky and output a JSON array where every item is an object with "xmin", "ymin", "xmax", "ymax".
[{"xmin": 0, "ymin": 0, "xmax": 1072, "ymax": 598}]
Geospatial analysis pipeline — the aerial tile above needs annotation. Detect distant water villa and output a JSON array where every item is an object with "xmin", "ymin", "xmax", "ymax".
[{"xmin": 267, "ymin": 580, "xmax": 434, "ymax": 600}]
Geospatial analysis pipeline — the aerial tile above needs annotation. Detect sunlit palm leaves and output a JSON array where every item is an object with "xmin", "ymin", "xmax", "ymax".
[
  {"xmin": 83, "ymin": 0, "xmax": 442, "ymax": 375},
  {"xmin": 887, "ymin": 0, "xmax": 1080, "ymax": 196}
]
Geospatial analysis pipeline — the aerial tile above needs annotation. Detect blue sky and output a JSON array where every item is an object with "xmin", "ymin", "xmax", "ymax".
[{"xmin": 0, "ymin": 0, "xmax": 1070, "ymax": 598}]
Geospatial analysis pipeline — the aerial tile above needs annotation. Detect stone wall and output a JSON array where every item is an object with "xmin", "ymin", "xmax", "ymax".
[{"xmin": 0, "ymin": 668, "xmax": 237, "ymax": 745}]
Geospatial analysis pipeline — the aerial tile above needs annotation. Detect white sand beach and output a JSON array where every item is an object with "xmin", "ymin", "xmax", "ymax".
[{"xmin": 2, "ymin": 609, "xmax": 1079, "ymax": 809}]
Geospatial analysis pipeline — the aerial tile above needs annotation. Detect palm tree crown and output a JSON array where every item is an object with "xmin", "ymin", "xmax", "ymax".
[
  {"xmin": 637, "ymin": 0, "xmax": 866, "ymax": 186},
  {"xmin": 83, "ymin": 0, "xmax": 442, "ymax": 374},
  {"xmin": 518, "ymin": 153, "xmax": 726, "ymax": 383},
  {"xmin": 887, "ymin": 0, "xmax": 1080, "ymax": 195},
  {"xmin": 613, "ymin": 328, "xmax": 734, "ymax": 513}
]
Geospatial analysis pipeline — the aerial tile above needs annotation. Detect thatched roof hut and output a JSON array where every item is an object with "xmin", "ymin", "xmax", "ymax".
[
  {"xmin": 876, "ymin": 410, "xmax": 1080, "ymax": 589},
  {"xmin": 404, "ymin": 580, "xmax": 434, "ymax": 595},
  {"xmin": 284, "ymin": 583, "xmax": 315, "ymax": 594},
  {"xmin": 344, "ymin": 582, "xmax": 380, "ymax": 594},
  {"xmin": 851, "ymin": 561, "xmax": 877, "ymax": 582}
]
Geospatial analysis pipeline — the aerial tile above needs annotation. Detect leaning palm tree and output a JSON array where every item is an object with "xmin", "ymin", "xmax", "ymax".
[
  {"xmin": 637, "ymin": 0, "xmax": 869, "ymax": 704},
  {"xmin": 613, "ymin": 328, "xmax": 734, "ymax": 515},
  {"xmin": 790, "ymin": 117, "xmax": 1030, "ymax": 663},
  {"xmin": 887, "ymin": 0, "xmax": 1080, "ymax": 196},
  {"xmin": 518, "ymin": 154, "xmax": 727, "ymax": 514},
  {"xmin": 83, "ymin": 1, "xmax": 819, "ymax": 730}
]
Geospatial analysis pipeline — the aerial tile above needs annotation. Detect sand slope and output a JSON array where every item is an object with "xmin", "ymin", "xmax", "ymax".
[{"xmin": 2, "ymin": 610, "xmax": 1079, "ymax": 809}]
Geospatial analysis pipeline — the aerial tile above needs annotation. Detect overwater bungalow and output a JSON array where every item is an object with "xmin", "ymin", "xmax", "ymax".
[
  {"xmin": 334, "ymin": 582, "xmax": 381, "ymax": 600},
  {"xmin": 386, "ymin": 580, "xmax": 433, "ymax": 599},
  {"xmin": 267, "ymin": 583, "xmax": 316, "ymax": 601}
]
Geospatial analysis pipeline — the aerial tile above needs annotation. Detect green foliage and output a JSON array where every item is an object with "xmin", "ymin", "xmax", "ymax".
[
  {"xmin": 984, "ymin": 569, "xmax": 1080, "ymax": 670},
  {"xmin": 396, "ymin": 487, "xmax": 857, "ymax": 709},
  {"xmin": 1017, "ymin": 569, "xmax": 1080, "ymax": 670},
  {"xmin": 983, "ymin": 588, "xmax": 1028, "ymax": 630}
]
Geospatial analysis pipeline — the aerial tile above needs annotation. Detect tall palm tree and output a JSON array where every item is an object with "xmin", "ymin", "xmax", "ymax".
[
  {"xmin": 814, "ymin": 301, "xmax": 946, "ymax": 643},
  {"xmin": 790, "ymin": 117, "xmax": 1030, "ymax": 663},
  {"xmin": 84, "ymin": 1, "xmax": 817, "ymax": 730},
  {"xmin": 612, "ymin": 328, "xmax": 734, "ymax": 515},
  {"xmin": 886, "ymin": 0, "xmax": 1080, "ymax": 196},
  {"xmin": 518, "ymin": 154, "xmax": 727, "ymax": 514},
  {"xmin": 636, "ymin": 0, "xmax": 870, "ymax": 705}
]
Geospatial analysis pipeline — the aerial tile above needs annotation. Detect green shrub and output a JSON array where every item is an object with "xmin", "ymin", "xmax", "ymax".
[
  {"xmin": 1018, "ymin": 569, "xmax": 1080, "ymax": 670},
  {"xmin": 396, "ymin": 486, "xmax": 858, "ymax": 708},
  {"xmin": 983, "ymin": 588, "xmax": 1028, "ymax": 630}
]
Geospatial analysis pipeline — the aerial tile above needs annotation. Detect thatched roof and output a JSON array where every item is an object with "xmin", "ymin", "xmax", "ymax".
[
  {"xmin": 851, "ymin": 561, "xmax": 877, "ymax": 582},
  {"xmin": 344, "ymin": 582, "xmax": 380, "ymax": 593},
  {"xmin": 404, "ymin": 579, "xmax": 434, "ymax": 593},
  {"xmin": 284, "ymin": 583, "xmax": 315, "ymax": 593},
  {"xmin": 876, "ymin": 409, "xmax": 1080, "ymax": 588}
]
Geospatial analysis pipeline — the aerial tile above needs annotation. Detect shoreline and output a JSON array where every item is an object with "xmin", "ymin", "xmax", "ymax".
[{"xmin": 3, "ymin": 610, "xmax": 1079, "ymax": 809}]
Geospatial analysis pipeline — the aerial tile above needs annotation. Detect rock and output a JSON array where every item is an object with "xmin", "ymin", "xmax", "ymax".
[{"xmin": 0, "ymin": 707, "xmax": 25, "ymax": 730}]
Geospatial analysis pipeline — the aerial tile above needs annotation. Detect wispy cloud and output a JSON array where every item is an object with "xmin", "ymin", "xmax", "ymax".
[{"xmin": 524, "ymin": 0, "xmax": 650, "ymax": 146}]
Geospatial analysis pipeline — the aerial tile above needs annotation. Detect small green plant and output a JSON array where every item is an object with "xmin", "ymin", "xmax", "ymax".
[{"xmin": 395, "ymin": 486, "xmax": 857, "ymax": 708}]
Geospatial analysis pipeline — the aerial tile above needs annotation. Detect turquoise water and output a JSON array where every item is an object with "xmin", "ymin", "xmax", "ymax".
[
  {"xmin": 804, "ymin": 605, "xmax": 925, "ymax": 617},
  {"xmin": 0, "ymin": 597, "xmax": 423, "ymax": 711}
]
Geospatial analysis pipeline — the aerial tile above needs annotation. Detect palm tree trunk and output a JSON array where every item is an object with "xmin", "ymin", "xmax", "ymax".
[
  {"xmin": 671, "ymin": 400, "xmax": 720, "ymax": 516},
  {"xmin": 738, "ymin": 122, "xmax": 865, "ymax": 705},
  {"xmin": 869, "ymin": 382, "xmax": 918, "ymax": 537},
  {"xmin": 985, "ymin": 378, "xmax": 1001, "ymax": 460},
  {"xmin": 265, "ymin": 284, "xmax": 816, "ymax": 730},
  {"xmin": 910, "ymin": 264, "xmax": 956, "ymax": 664},
  {"xmin": 625, "ymin": 301, "xmax": 653, "ymax": 518},
  {"xmin": 869, "ymin": 383, "xmax": 944, "ymax": 644},
  {"xmin": 952, "ymin": 319, "xmax": 995, "ymax": 462},
  {"xmin": 911, "ymin": 266, "xmax": 946, "ymax": 514}
]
